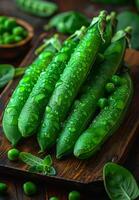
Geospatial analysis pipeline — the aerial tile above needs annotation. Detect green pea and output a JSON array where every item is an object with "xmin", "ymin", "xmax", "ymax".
[
  {"xmin": 49, "ymin": 197, "xmax": 59, "ymax": 200},
  {"xmin": 98, "ymin": 98, "xmax": 108, "ymax": 109},
  {"xmin": 2, "ymin": 32, "xmax": 10, "ymax": 37},
  {"xmin": 13, "ymin": 26, "xmax": 25, "ymax": 36},
  {"xmin": 3, "ymin": 35, "xmax": 15, "ymax": 44},
  {"xmin": 0, "ymin": 25, "xmax": 5, "ymax": 34},
  {"xmin": 111, "ymin": 75, "xmax": 122, "ymax": 86},
  {"xmin": 14, "ymin": 35, "xmax": 23, "ymax": 43},
  {"xmin": 0, "ymin": 16, "xmax": 7, "ymax": 24},
  {"xmin": 0, "ymin": 182, "xmax": 8, "ymax": 194},
  {"xmin": 7, "ymin": 148, "xmax": 20, "ymax": 161},
  {"xmin": 68, "ymin": 191, "xmax": 81, "ymax": 200},
  {"xmin": 23, "ymin": 181, "xmax": 37, "ymax": 196},
  {"xmin": 105, "ymin": 82, "xmax": 115, "ymax": 93},
  {"xmin": 4, "ymin": 18, "xmax": 17, "ymax": 30}
]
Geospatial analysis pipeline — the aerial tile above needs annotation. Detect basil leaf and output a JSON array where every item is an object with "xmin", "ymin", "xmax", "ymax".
[
  {"xmin": 44, "ymin": 166, "xmax": 57, "ymax": 176},
  {"xmin": 117, "ymin": 11, "xmax": 139, "ymax": 49},
  {"xmin": 28, "ymin": 166, "xmax": 38, "ymax": 173},
  {"xmin": 103, "ymin": 162, "xmax": 139, "ymax": 200},
  {"xmin": 43, "ymin": 155, "xmax": 52, "ymax": 166},
  {"xmin": 0, "ymin": 64, "xmax": 15, "ymax": 88},
  {"xmin": 20, "ymin": 152, "xmax": 44, "ymax": 167}
]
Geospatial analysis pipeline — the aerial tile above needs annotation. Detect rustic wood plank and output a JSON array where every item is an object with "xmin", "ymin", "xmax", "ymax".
[{"xmin": 0, "ymin": 34, "xmax": 139, "ymax": 188}]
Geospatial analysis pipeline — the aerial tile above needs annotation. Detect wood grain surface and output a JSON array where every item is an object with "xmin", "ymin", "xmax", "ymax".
[
  {"xmin": 1, "ymin": 35, "xmax": 139, "ymax": 189},
  {"xmin": 0, "ymin": 0, "xmax": 139, "ymax": 200}
]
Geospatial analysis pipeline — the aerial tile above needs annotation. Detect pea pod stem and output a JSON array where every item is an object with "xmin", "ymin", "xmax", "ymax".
[
  {"xmin": 2, "ymin": 35, "xmax": 60, "ymax": 146},
  {"xmin": 37, "ymin": 11, "xmax": 107, "ymax": 151},
  {"xmin": 74, "ymin": 72, "xmax": 133, "ymax": 159}
]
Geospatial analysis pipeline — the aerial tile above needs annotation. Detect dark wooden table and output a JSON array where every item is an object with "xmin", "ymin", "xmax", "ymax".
[{"xmin": 0, "ymin": 0, "xmax": 139, "ymax": 199}]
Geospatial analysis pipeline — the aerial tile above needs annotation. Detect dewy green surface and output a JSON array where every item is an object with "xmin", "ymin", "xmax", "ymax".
[
  {"xmin": 56, "ymin": 30, "xmax": 127, "ymax": 159},
  {"xmin": 37, "ymin": 11, "xmax": 107, "ymax": 151},
  {"xmin": 18, "ymin": 27, "xmax": 86, "ymax": 138},
  {"xmin": 2, "ymin": 36, "xmax": 59, "ymax": 146},
  {"xmin": 74, "ymin": 73, "xmax": 133, "ymax": 159}
]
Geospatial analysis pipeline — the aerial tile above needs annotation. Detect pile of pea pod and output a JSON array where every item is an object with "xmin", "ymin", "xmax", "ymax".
[{"xmin": 2, "ymin": 10, "xmax": 133, "ymax": 160}]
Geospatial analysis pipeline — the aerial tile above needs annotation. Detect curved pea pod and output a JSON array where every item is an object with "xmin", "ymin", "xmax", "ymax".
[
  {"xmin": 15, "ymin": 0, "xmax": 58, "ymax": 17},
  {"xmin": 37, "ymin": 11, "xmax": 107, "ymax": 151},
  {"xmin": 74, "ymin": 72, "xmax": 133, "ymax": 159},
  {"xmin": 2, "ymin": 35, "xmax": 60, "ymax": 146},
  {"xmin": 56, "ymin": 28, "xmax": 131, "ymax": 159},
  {"xmin": 18, "ymin": 27, "xmax": 87, "ymax": 137}
]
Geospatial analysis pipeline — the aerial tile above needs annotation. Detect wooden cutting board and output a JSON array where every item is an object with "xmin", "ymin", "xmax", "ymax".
[{"xmin": 0, "ymin": 34, "xmax": 139, "ymax": 189}]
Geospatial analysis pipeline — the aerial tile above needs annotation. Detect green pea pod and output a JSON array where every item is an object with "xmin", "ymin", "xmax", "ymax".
[
  {"xmin": 18, "ymin": 27, "xmax": 86, "ymax": 137},
  {"xmin": 37, "ymin": 11, "xmax": 107, "ymax": 151},
  {"xmin": 15, "ymin": 0, "xmax": 58, "ymax": 17},
  {"xmin": 74, "ymin": 72, "xmax": 133, "ymax": 159},
  {"xmin": 2, "ymin": 35, "xmax": 60, "ymax": 146},
  {"xmin": 56, "ymin": 28, "xmax": 131, "ymax": 159}
]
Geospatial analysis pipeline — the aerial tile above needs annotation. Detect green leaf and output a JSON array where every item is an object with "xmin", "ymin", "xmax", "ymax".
[
  {"xmin": 44, "ymin": 166, "xmax": 57, "ymax": 176},
  {"xmin": 103, "ymin": 162, "xmax": 139, "ymax": 200},
  {"xmin": 43, "ymin": 155, "xmax": 52, "ymax": 166},
  {"xmin": 44, "ymin": 11, "xmax": 90, "ymax": 35},
  {"xmin": 0, "ymin": 64, "xmax": 15, "ymax": 88},
  {"xmin": 28, "ymin": 166, "xmax": 38, "ymax": 173},
  {"xmin": 19, "ymin": 152, "xmax": 44, "ymax": 167},
  {"xmin": 117, "ymin": 11, "xmax": 139, "ymax": 49}
]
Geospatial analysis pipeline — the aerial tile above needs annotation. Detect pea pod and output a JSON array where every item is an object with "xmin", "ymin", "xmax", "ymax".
[
  {"xmin": 74, "ymin": 72, "xmax": 133, "ymax": 159},
  {"xmin": 56, "ymin": 28, "xmax": 130, "ymax": 159},
  {"xmin": 37, "ymin": 11, "xmax": 107, "ymax": 151},
  {"xmin": 2, "ymin": 35, "xmax": 60, "ymax": 146},
  {"xmin": 18, "ymin": 27, "xmax": 86, "ymax": 137},
  {"xmin": 15, "ymin": 0, "xmax": 58, "ymax": 17}
]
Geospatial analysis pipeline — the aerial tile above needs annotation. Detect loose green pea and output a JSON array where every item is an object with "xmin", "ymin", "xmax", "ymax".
[
  {"xmin": 4, "ymin": 18, "xmax": 16, "ymax": 30},
  {"xmin": 13, "ymin": 26, "xmax": 25, "ymax": 36},
  {"xmin": 68, "ymin": 191, "xmax": 81, "ymax": 200},
  {"xmin": 0, "ymin": 182, "xmax": 8, "ymax": 194},
  {"xmin": 98, "ymin": 98, "xmax": 108, "ymax": 109},
  {"xmin": 7, "ymin": 148, "xmax": 20, "ymax": 161},
  {"xmin": 111, "ymin": 75, "xmax": 122, "ymax": 86},
  {"xmin": 14, "ymin": 35, "xmax": 23, "ymax": 43},
  {"xmin": 23, "ymin": 181, "xmax": 37, "ymax": 196},
  {"xmin": 49, "ymin": 197, "xmax": 59, "ymax": 200},
  {"xmin": 105, "ymin": 82, "xmax": 115, "ymax": 93},
  {"xmin": 3, "ymin": 35, "xmax": 15, "ymax": 44}
]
